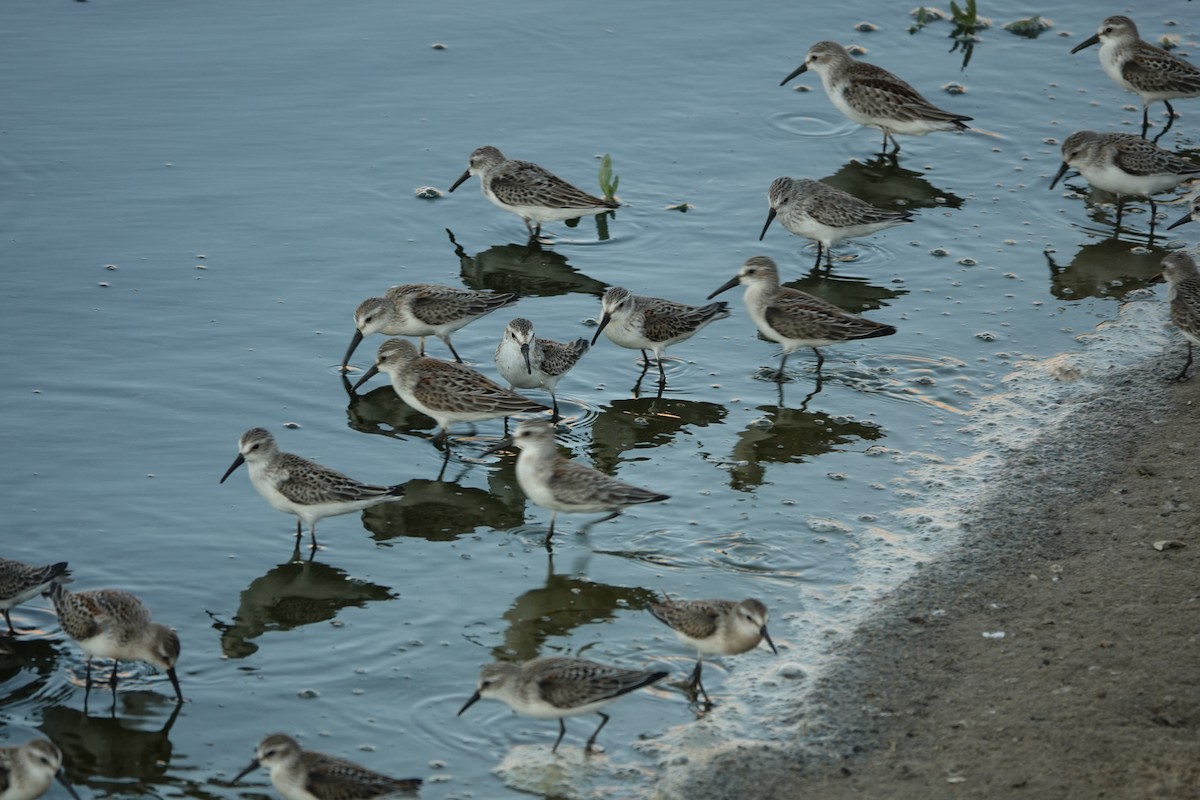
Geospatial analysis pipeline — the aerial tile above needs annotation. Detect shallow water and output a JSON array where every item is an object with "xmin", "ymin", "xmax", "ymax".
[{"xmin": 1, "ymin": 1, "xmax": 1196, "ymax": 798}]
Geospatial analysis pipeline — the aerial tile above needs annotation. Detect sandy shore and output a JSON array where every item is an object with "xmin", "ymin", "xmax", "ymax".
[{"xmin": 657, "ymin": 349, "xmax": 1200, "ymax": 799}]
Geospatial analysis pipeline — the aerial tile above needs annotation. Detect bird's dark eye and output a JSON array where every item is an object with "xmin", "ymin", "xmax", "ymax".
[{"xmin": 481, "ymin": 680, "xmax": 493, "ymax": 689}]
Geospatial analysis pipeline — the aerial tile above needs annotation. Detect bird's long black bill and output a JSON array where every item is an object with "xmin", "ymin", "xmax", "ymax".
[
  {"xmin": 56, "ymin": 771, "xmax": 82, "ymax": 800},
  {"xmin": 780, "ymin": 62, "xmax": 808, "ymax": 86},
  {"xmin": 350, "ymin": 364, "xmax": 381, "ymax": 392},
  {"xmin": 167, "ymin": 666, "xmax": 184, "ymax": 703},
  {"xmin": 231, "ymin": 759, "xmax": 261, "ymax": 784},
  {"xmin": 521, "ymin": 342, "xmax": 533, "ymax": 374},
  {"xmin": 707, "ymin": 275, "xmax": 740, "ymax": 300},
  {"xmin": 448, "ymin": 169, "xmax": 472, "ymax": 192},
  {"xmin": 1048, "ymin": 161, "xmax": 1072, "ymax": 191},
  {"xmin": 590, "ymin": 314, "xmax": 612, "ymax": 347},
  {"xmin": 342, "ymin": 329, "xmax": 364, "ymax": 369},
  {"xmin": 219, "ymin": 454, "xmax": 245, "ymax": 484},
  {"xmin": 1070, "ymin": 33, "xmax": 1100, "ymax": 54},
  {"xmin": 458, "ymin": 690, "xmax": 482, "ymax": 716},
  {"xmin": 481, "ymin": 436, "xmax": 515, "ymax": 457},
  {"xmin": 761, "ymin": 626, "xmax": 779, "ymax": 655},
  {"xmin": 759, "ymin": 207, "xmax": 777, "ymax": 241},
  {"xmin": 1167, "ymin": 213, "xmax": 1193, "ymax": 231}
]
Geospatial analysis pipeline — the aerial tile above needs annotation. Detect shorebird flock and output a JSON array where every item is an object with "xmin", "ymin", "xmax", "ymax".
[{"xmin": 5, "ymin": 12, "xmax": 1200, "ymax": 800}]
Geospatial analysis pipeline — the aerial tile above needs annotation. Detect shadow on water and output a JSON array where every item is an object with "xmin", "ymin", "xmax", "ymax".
[
  {"xmin": 208, "ymin": 559, "xmax": 395, "ymax": 659},
  {"xmin": 587, "ymin": 397, "xmax": 727, "ymax": 474},
  {"xmin": 43, "ymin": 701, "xmax": 182, "ymax": 791},
  {"xmin": 728, "ymin": 403, "xmax": 885, "ymax": 492},
  {"xmin": 783, "ymin": 272, "xmax": 908, "ymax": 313},
  {"xmin": 343, "ymin": 377, "xmax": 436, "ymax": 440},
  {"xmin": 360, "ymin": 476, "xmax": 526, "ymax": 542},
  {"xmin": 1045, "ymin": 239, "xmax": 1169, "ymax": 301},
  {"xmin": 0, "ymin": 636, "xmax": 61, "ymax": 710},
  {"xmin": 821, "ymin": 156, "xmax": 965, "ymax": 212},
  {"xmin": 448, "ymin": 229, "xmax": 609, "ymax": 298},
  {"xmin": 489, "ymin": 553, "xmax": 659, "ymax": 662}
]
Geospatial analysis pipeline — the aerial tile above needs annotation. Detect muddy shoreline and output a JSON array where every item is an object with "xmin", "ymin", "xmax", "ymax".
[{"xmin": 657, "ymin": 348, "xmax": 1200, "ymax": 799}]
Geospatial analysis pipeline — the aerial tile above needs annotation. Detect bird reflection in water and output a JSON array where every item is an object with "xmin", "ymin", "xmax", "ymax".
[
  {"xmin": 41, "ymin": 700, "xmax": 181, "ymax": 792},
  {"xmin": 208, "ymin": 560, "xmax": 394, "ymax": 659},
  {"xmin": 729, "ymin": 403, "xmax": 885, "ymax": 492},
  {"xmin": 447, "ymin": 228, "xmax": 609, "ymax": 299},
  {"xmin": 1044, "ymin": 239, "xmax": 1170, "ymax": 301},
  {"xmin": 360, "ymin": 477, "xmax": 525, "ymax": 543},
  {"xmin": 587, "ymin": 397, "xmax": 726, "ymax": 474},
  {"xmin": 486, "ymin": 553, "xmax": 659, "ymax": 662}
]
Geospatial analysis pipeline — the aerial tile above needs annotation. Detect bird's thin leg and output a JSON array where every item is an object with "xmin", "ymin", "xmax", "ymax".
[
  {"xmin": 309, "ymin": 524, "xmax": 319, "ymax": 551},
  {"xmin": 1149, "ymin": 198, "xmax": 1159, "ymax": 241},
  {"xmin": 887, "ymin": 131, "xmax": 901, "ymax": 155},
  {"xmin": 579, "ymin": 510, "xmax": 622, "ymax": 534},
  {"xmin": 552, "ymin": 718, "xmax": 567, "ymax": 753},
  {"xmin": 775, "ymin": 352, "xmax": 789, "ymax": 382},
  {"xmin": 688, "ymin": 658, "xmax": 713, "ymax": 709},
  {"xmin": 1141, "ymin": 106, "xmax": 1151, "ymax": 139},
  {"xmin": 1174, "ymin": 341, "xmax": 1194, "ymax": 381},
  {"xmin": 550, "ymin": 394, "xmax": 561, "ymax": 422},
  {"xmin": 1115, "ymin": 199, "xmax": 1125, "ymax": 231},
  {"xmin": 84, "ymin": 657, "xmax": 93, "ymax": 707},
  {"xmin": 418, "ymin": 336, "xmax": 427, "ymax": 356},
  {"xmin": 585, "ymin": 712, "xmax": 611, "ymax": 753},
  {"xmin": 813, "ymin": 244, "xmax": 824, "ymax": 271},
  {"xmin": 3, "ymin": 609, "xmax": 14, "ymax": 636},
  {"xmin": 442, "ymin": 337, "xmax": 464, "ymax": 364},
  {"xmin": 110, "ymin": 659, "xmax": 120, "ymax": 704},
  {"xmin": 656, "ymin": 354, "xmax": 667, "ymax": 390}
]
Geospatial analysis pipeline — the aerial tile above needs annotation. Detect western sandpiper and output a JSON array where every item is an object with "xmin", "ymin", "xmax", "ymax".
[
  {"xmin": 46, "ymin": 582, "xmax": 182, "ymax": 704},
  {"xmin": 708, "ymin": 256, "xmax": 896, "ymax": 379},
  {"xmin": 1049, "ymin": 130, "xmax": 1200, "ymax": 231},
  {"xmin": 486, "ymin": 419, "xmax": 668, "ymax": 542},
  {"xmin": 1150, "ymin": 251, "xmax": 1200, "ymax": 380},
  {"xmin": 458, "ymin": 656, "xmax": 668, "ymax": 753},
  {"xmin": 352, "ymin": 339, "xmax": 549, "ymax": 446},
  {"xmin": 449, "ymin": 146, "xmax": 619, "ymax": 238},
  {"xmin": 220, "ymin": 427, "xmax": 405, "ymax": 551},
  {"xmin": 342, "ymin": 283, "xmax": 518, "ymax": 368},
  {"xmin": 1167, "ymin": 195, "xmax": 1200, "ymax": 231},
  {"xmin": 232, "ymin": 733, "xmax": 421, "ymax": 800},
  {"xmin": 760, "ymin": 176, "xmax": 913, "ymax": 269},
  {"xmin": 781, "ymin": 40, "xmax": 972, "ymax": 154},
  {"xmin": 494, "ymin": 317, "xmax": 589, "ymax": 420},
  {"xmin": 0, "ymin": 739, "xmax": 81, "ymax": 800},
  {"xmin": 648, "ymin": 597, "xmax": 777, "ymax": 708},
  {"xmin": 0, "ymin": 558, "xmax": 71, "ymax": 636},
  {"xmin": 591, "ymin": 287, "xmax": 729, "ymax": 391},
  {"xmin": 1071, "ymin": 15, "xmax": 1200, "ymax": 138}
]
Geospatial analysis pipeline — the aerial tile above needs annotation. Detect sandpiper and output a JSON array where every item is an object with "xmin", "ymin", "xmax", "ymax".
[
  {"xmin": 648, "ymin": 597, "xmax": 777, "ymax": 708},
  {"xmin": 1049, "ymin": 130, "xmax": 1200, "ymax": 230},
  {"xmin": 458, "ymin": 656, "xmax": 667, "ymax": 753},
  {"xmin": 591, "ymin": 287, "xmax": 729, "ymax": 390},
  {"xmin": 352, "ymin": 339, "xmax": 549, "ymax": 446},
  {"xmin": 1071, "ymin": 15, "xmax": 1200, "ymax": 138},
  {"xmin": 1150, "ymin": 251, "xmax": 1200, "ymax": 381},
  {"xmin": 781, "ymin": 40, "xmax": 972, "ymax": 154},
  {"xmin": 760, "ymin": 176, "xmax": 913, "ymax": 269},
  {"xmin": 46, "ymin": 582, "xmax": 182, "ymax": 704},
  {"xmin": 708, "ymin": 256, "xmax": 896, "ymax": 378},
  {"xmin": 448, "ymin": 145, "xmax": 619, "ymax": 238},
  {"xmin": 1167, "ymin": 195, "xmax": 1200, "ymax": 231},
  {"xmin": 342, "ymin": 283, "xmax": 518, "ymax": 368},
  {"xmin": 0, "ymin": 558, "xmax": 71, "ymax": 636},
  {"xmin": 486, "ymin": 419, "xmax": 668, "ymax": 542},
  {"xmin": 0, "ymin": 739, "xmax": 82, "ymax": 800},
  {"xmin": 232, "ymin": 733, "xmax": 421, "ymax": 800},
  {"xmin": 220, "ymin": 427, "xmax": 405, "ymax": 551},
  {"xmin": 494, "ymin": 317, "xmax": 589, "ymax": 420}
]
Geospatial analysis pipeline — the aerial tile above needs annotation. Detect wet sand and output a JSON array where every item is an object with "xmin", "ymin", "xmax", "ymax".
[{"xmin": 658, "ymin": 349, "xmax": 1200, "ymax": 799}]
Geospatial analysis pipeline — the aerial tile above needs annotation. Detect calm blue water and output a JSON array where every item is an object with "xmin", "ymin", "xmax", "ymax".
[{"xmin": 1, "ymin": 1, "xmax": 1194, "ymax": 798}]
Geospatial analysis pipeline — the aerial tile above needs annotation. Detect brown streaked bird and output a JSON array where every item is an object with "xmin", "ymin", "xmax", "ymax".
[
  {"xmin": 0, "ymin": 558, "xmax": 71, "ymax": 636},
  {"xmin": 232, "ymin": 733, "xmax": 421, "ymax": 800},
  {"xmin": 449, "ymin": 145, "xmax": 619, "ymax": 238},
  {"xmin": 46, "ymin": 582, "xmax": 183, "ymax": 705},
  {"xmin": 1149, "ymin": 251, "xmax": 1200, "ymax": 381},
  {"xmin": 648, "ymin": 596, "xmax": 777, "ymax": 708},
  {"xmin": 1071, "ymin": 15, "xmax": 1200, "ymax": 138},
  {"xmin": 458, "ymin": 656, "xmax": 668, "ymax": 754},
  {"xmin": 352, "ymin": 338, "xmax": 549, "ymax": 447},
  {"xmin": 342, "ymin": 282, "xmax": 518, "ymax": 368},
  {"xmin": 708, "ymin": 255, "xmax": 896, "ymax": 379},
  {"xmin": 781, "ymin": 40, "xmax": 972, "ymax": 154}
]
